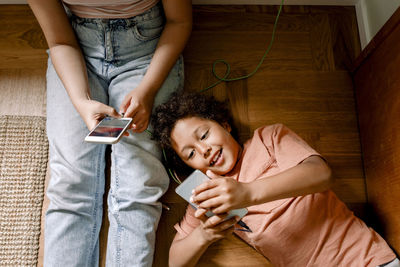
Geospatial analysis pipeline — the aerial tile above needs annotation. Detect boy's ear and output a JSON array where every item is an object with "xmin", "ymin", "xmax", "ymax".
[{"xmin": 221, "ymin": 122, "xmax": 231, "ymax": 132}]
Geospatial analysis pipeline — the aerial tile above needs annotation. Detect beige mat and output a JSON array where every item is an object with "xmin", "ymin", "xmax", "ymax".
[{"xmin": 0, "ymin": 115, "xmax": 48, "ymax": 267}]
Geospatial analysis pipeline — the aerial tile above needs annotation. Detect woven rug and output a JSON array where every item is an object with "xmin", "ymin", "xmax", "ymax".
[{"xmin": 0, "ymin": 115, "xmax": 48, "ymax": 267}]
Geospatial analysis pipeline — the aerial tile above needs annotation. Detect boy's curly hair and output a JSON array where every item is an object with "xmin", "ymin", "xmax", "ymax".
[{"xmin": 151, "ymin": 91, "xmax": 233, "ymax": 173}]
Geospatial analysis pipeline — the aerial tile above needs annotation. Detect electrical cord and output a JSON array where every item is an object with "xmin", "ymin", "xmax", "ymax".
[{"xmin": 199, "ymin": 0, "xmax": 284, "ymax": 93}]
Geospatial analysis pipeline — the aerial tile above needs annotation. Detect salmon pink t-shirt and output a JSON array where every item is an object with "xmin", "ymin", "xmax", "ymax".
[{"xmin": 174, "ymin": 124, "xmax": 396, "ymax": 267}]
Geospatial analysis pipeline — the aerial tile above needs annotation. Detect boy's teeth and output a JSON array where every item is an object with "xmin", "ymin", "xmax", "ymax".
[{"xmin": 210, "ymin": 149, "xmax": 221, "ymax": 166}]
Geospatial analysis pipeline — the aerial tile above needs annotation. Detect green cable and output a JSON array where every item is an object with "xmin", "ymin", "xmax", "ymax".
[{"xmin": 199, "ymin": 0, "xmax": 284, "ymax": 93}]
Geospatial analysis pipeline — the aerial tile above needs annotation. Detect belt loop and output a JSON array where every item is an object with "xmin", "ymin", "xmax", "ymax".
[{"xmin": 124, "ymin": 18, "xmax": 133, "ymax": 27}]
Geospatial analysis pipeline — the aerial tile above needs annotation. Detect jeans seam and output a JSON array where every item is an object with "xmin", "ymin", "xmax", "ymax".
[
  {"xmin": 112, "ymin": 146, "xmax": 123, "ymax": 266},
  {"xmin": 86, "ymin": 144, "xmax": 105, "ymax": 267}
]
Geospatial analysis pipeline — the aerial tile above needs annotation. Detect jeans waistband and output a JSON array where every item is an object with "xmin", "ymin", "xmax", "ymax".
[{"xmin": 68, "ymin": 1, "xmax": 163, "ymax": 27}]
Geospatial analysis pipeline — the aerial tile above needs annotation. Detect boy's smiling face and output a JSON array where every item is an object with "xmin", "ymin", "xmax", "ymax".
[{"xmin": 170, "ymin": 117, "xmax": 241, "ymax": 175}]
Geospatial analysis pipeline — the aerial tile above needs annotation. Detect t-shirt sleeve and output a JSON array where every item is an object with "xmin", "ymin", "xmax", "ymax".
[
  {"xmin": 174, "ymin": 205, "xmax": 201, "ymax": 238},
  {"xmin": 260, "ymin": 124, "xmax": 321, "ymax": 171}
]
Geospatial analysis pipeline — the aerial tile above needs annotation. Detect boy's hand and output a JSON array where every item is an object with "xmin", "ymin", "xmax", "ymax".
[
  {"xmin": 119, "ymin": 84, "xmax": 155, "ymax": 133},
  {"xmin": 191, "ymin": 170, "xmax": 252, "ymax": 214},
  {"xmin": 194, "ymin": 208, "xmax": 237, "ymax": 244}
]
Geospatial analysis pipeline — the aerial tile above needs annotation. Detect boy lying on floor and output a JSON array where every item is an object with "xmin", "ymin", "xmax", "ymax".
[{"xmin": 151, "ymin": 91, "xmax": 398, "ymax": 267}]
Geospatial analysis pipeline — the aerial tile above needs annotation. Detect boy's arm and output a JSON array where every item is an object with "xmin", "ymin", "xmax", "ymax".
[
  {"xmin": 169, "ymin": 211, "xmax": 237, "ymax": 267},
  {"xmin": 248, "ymin": 155, "xmax": 333, "ymax": 206},
  {"xmin": 193, "ymin": 155, "xmax": 333, "ymax": 214},
  {"xmin": 119, "ymin": 0, "xmax": 192, "ymax": 132},
  {"xmin": 169, "ymin": 228, "xmax": 210, "ymax": 267}
]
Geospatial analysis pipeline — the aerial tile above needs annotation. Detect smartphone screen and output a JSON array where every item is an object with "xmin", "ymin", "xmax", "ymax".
[{"xmin": 88, "ymin": 117, "xmax": 130, "ymax": 138}]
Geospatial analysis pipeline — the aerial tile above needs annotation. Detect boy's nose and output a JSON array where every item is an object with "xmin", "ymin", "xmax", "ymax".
[{"xmin": 198, "ymin": 143, "xmax": 211, "ymax": 158}]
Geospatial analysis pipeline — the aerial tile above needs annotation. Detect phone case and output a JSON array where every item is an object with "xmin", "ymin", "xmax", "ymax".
[{"xmin": 175, "ymin": 170, "xmax": 248, "ymax": 220}]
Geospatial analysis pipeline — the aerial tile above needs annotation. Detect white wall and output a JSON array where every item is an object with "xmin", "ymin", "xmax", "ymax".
[{"xmin": 364, "ymin": 0, "xmax": 400, "ymax": 42}]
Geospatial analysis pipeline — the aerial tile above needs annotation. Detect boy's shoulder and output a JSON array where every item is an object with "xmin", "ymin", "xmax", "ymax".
[
  {"xmin": 253, "ymin": 123, "xmax": 288, "ymax": 137},
  {"xmin": 243, "ymin": 123, "xmax": 287, "ymax": 147}
]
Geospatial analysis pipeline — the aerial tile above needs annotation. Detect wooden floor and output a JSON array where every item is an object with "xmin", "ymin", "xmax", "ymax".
[{"xmin": 0, "ymin": 4, "xmax": 362, "ymax": 266}]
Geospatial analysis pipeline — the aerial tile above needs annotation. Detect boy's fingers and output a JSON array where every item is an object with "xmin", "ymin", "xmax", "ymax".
[
  {"xmin": 194, "ymin": 208, "xmax": 208, "ymax": 218},
  {"xmin": 206, "ymin": 216, "xmax": 236, "ymax": 233},
  {"xmin": 204, "ymin": 213, "xmax": 228, "ymax": 228},
  {"xmin": 206, "ymin": 170, "xmax": 219, "ymax": 179},
  {"xmin": 193, "ymin": 180, "xmax": 217, "ymax": 195},
  {"xmin": 199, "ymin": 198, "xmax": 224, "ymax": 211},
  {"xmin": 211, "ymin": 205, "xmax": 229, "ymax": 214},
  {"xmin": 221, "ymin": 218, "xmax": 237, "ymax": 231},
  {"xmin": 191, "ymin": 188, "xmax": 218, "ymax": 204},
  {"xmin": 197, "ymin": 196, "xmax": 217, "ymax": 209}
]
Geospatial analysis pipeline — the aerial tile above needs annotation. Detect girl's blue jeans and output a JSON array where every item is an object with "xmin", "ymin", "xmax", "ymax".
[{"xmin": 44, "ymin": 3, "xmax": 183, "ymax": 266}]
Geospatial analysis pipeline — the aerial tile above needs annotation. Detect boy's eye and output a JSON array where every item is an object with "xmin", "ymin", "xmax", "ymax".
[
  {"xmin": 200, "ymin": 130, "xmax": 209, "ymax": 140},
  {"xmin": 188, "ymin": 149, "xmax": 195, "ymax": 160}
]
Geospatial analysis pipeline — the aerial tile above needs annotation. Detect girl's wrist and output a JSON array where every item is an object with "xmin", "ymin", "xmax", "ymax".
[
  {"xmin": 73, "ymin": 98, "xmax": 91, "ymax": 113},
  {"xmin": 72, "ymin": 93, "xmax": 91, "ymax": 106}
]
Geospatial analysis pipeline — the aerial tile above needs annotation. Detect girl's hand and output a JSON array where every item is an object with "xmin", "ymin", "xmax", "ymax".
[
  {"xmin": 119, "ymin": 85, "xmax": 155, "ymax": 133},
  {"xmin": 76, "ymin": 99, "xmax": 121, "ymax": 131},
  {"xmin": 191, "ymin": 170, "xmax": 252, "ymax": 214},
  {"xmin": 194, "ymin": 208, "xmax": 237, "ymax": 244}
]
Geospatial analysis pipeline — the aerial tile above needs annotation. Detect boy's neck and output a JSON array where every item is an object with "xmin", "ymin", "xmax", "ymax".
[{"xmin": 223, "ymin": 146, "xmax": 243, "ymax": 177}]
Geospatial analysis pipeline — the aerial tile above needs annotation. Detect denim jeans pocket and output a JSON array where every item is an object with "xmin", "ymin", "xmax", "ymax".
[{"xmin": 133, "ymin": 15, "xmax": 165, "ymax": 42}]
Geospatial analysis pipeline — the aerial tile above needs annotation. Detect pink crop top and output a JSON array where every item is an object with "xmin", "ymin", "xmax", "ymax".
[{"xmin": 63, "ymin": 0, "xmax": 159, "ymax": 18}]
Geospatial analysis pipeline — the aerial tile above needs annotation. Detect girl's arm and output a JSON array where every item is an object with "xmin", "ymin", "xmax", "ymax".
[
  {"xmin": 192, "ymin": 155, "xmax": 333, "ymax": 214},
  {"xmin": 119, "ymin": 0, "xmax": 192, "ymax": 132},
  {"xmin": 169, "ymin": 211, "xmax": 237, "ymax": 267},
  {"xmin": 28, "ymin": 0, "xmax": 120, "ymax": 130}
]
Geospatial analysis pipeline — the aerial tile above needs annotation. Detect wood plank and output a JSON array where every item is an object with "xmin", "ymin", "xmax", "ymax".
[
  {"xmin": 184, "ymin": 32, "xmax": 313, "ymax": 71},
  {"xmin": 309, "ymin": 13, "xmax": 336, "ymax": 70},
  {"xmin": 226, "ymin": 70, "xmax": 252, "ymax": 144},
  {"xmin": 0, "ymin": 5, "xmax": 47, "ymax": 69},
  {"xmin": 192, "ymin": 9, "xmax": 310, "ymax": 32},
  {"xmin": 353, "ymin": 7, "xmax": 400, "ymax": 251}
]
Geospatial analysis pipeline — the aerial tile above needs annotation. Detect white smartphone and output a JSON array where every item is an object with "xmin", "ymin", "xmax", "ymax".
[
  {"xmin": 84, "ymin": 117, "xmax": 133, "ymax": 144},
  {"xmin": 175, "ymin": 170, "xmax": 248, "ymax": 220}
]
